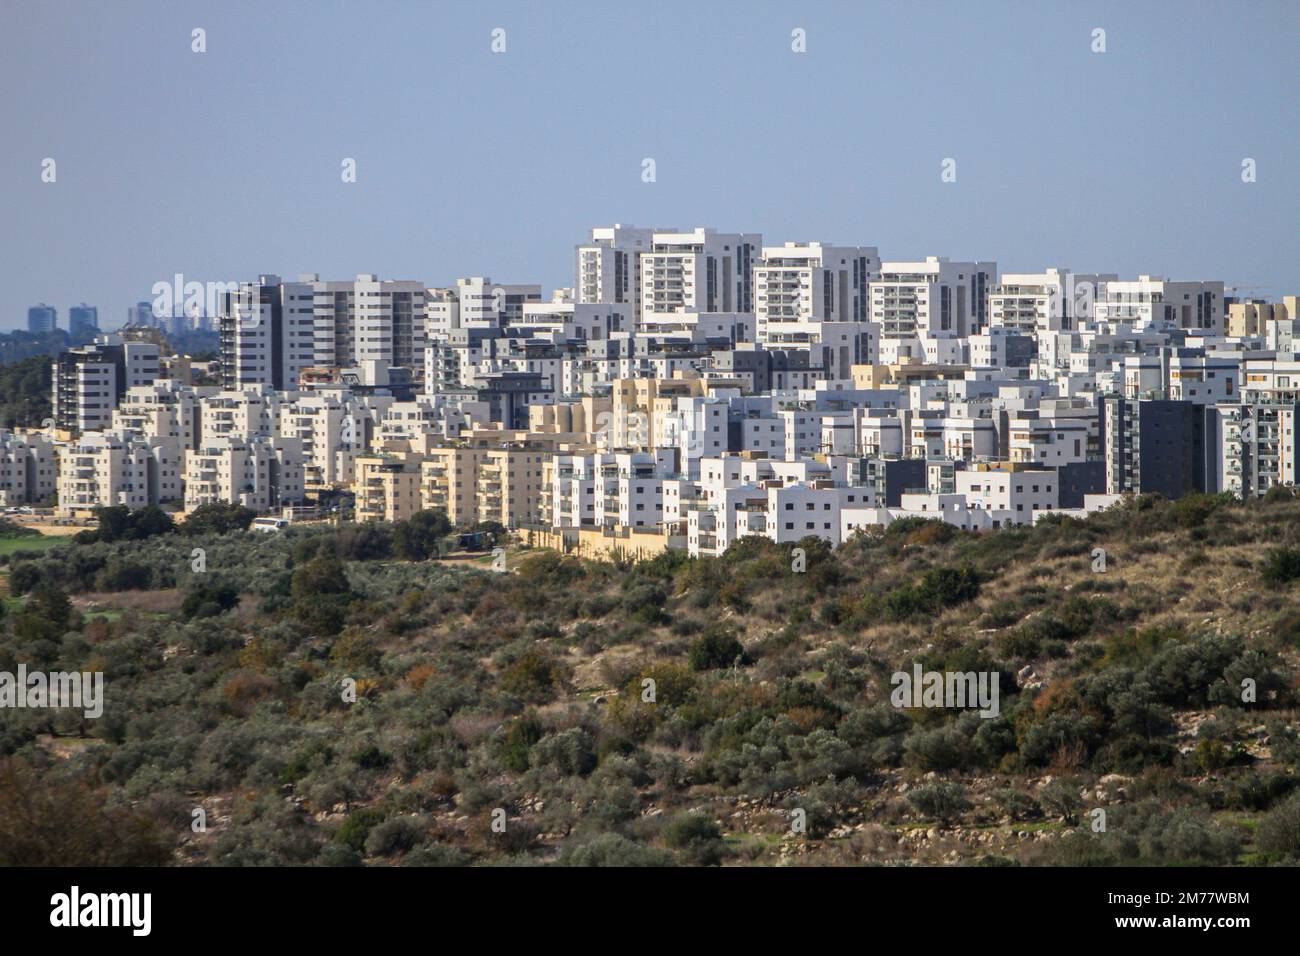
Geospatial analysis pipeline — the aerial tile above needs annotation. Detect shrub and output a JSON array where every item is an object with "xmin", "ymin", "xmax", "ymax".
[
  {"xmin": 499, "ymin": 649, "xmax": 564, "ymax": 703},
  {"xmin": 335, "ymin": 808, "xmax": 386, "ymax": 853},
  {"xmin": 1262, "ymin": 547, "xmax": 1300, "ymax": 586},
  {"xmin": 688, "ymin": 625, "xmax": 747, "ymax": 672},
  {"xmin": 559, "ymin": 833, "xmax": 675, "ymax": 867},
  {"xmin": 181, "ymin": 580, "xmax": 240, "ymax": 620},
  {"xmin": 662, "ymin": 813, "xmax": 725, "ymax": 866},
  {"xmin": 363, "ymin": 816, "xmax": 427, "ymax": 856},
  {"xmin": 94, "ymin": 558, "xmax": 153, "ymax": 591},
  {"xmin": 907, "ymin": 782, "xmax": 971, "ymax": 825},
  {"xmin": 1256, "ymin": 791, "xmax": 1300, "ymax": 857},
  {"xmin": 0, "ymin": 759, "xmax": 174, "ymax": 866}
]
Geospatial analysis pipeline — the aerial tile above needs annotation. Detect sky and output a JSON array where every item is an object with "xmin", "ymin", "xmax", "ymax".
[{"xmin": 1, "ymin": 0, "xmax": 1297, "ymax": 329}]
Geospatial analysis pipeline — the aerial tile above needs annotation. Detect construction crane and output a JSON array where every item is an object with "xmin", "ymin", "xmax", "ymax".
[{"xmin": 1225, "ymin": 284, "xmax": 1273, "ymax": 299}]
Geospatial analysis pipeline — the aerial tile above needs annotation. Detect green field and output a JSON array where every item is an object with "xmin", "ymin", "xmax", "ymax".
[{"xmin": 0, "ymin": 534, "xmax": 68, "ymax": 556}]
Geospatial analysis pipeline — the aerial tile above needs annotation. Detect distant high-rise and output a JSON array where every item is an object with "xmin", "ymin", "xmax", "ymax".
[
  {"xmin": 126, "ymin": 301, "xmax": 154, "ymax": 327},
  {"xmin": 27, "ymin": 303, "xmax": 58, "ymax": 333},
  {"xmin": 69, "ymin": 303, "xmax": 99, "ymax": 338}
]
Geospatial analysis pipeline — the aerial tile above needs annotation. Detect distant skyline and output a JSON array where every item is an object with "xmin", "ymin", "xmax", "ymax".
[{"xmin": 2, "ymin": 0, "xmax": 1297, "ymax": 329}]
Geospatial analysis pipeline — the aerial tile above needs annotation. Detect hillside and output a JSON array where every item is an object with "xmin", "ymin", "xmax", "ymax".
[{"xmin": 1, "ymin": 494, "xmax": 1299, "ymax": 867}]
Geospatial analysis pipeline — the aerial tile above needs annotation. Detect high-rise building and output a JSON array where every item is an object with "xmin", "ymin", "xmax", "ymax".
[
  {"xmin": 68, "ymin": 303, "xmax": 100, "ymax": 338},
  {"xmin": 1101, "ymin": 396, "xmax": 1209, "ymax": 499},
  {"xmin": 27, "ymin": 303, "xmax": 57, "ymax": 333},
  {"xmin": 754, "ymin": 241, "xmax": 881, "ymax": 347},
  {"xmin": 218, "ymin": 276, "xmax": 316, "ymax": 391},
  {"xmin": 640, "ymin": 228, "xmax": 762, "ymax": 318},
  {"xmin": 126, "ymin": 301, "xmax": 154, "ymax": 327},
  {"xmin": 577, "ymin": 224, "xmax": 658, "ymax": 327},
  {"xmin": 870, "ymin": 257, "xmax": 998, "ymax": 341},
  {"xmin": 52, "ymin": 335, "xmax": 163, "ymax": 434}
]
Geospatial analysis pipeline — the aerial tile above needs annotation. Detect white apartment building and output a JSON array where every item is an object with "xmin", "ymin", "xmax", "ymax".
[
  {"xmin": 871, "ymin": 257, "xmax": 997, "ymax": 345},
  {"xmin": 0, "ymin": 430, "xmax": 57, "ymax": 505},
  {"xmin": 281, "ymin": 393, "xmax": 360, "ymax": 490},
  {"xmin": 954, "ymin": 467, "xmax": 1058, "ymax": 523},
  {"xmin": 638, "ymin": 310, "xmax": 754, "ymax": 344},
  {"xmin": 57, "ymin": 430, "xmax": 182, "ymax": 514},
  {"xmin": 1006, "ymin": 416, "xmax": 1090, "ymax": 466},
  {"xmin": 576, "ymin": 224, "xmax": 657, "ymax": 326},
  {"xmin": 184, "ymin": 436, "xmax": 305, "ymax": 512},
  {"xmin": 909, "ymin": 416, "xmax": 998, "ymax": 460},
  {"xmin": 301, "ymin": 274, "xmax": 428, "ymax": 369},
  {"xmin": 110, "ymin": 383, "xmax": 204, "ymax": 454},
  {"xmin": 854, "ymin": 411, "xmax": 906, "ymax": 457},
  {"xmin": 640, "ymin": 228, "xmax": 761, "ymax": 318},
  {"xmin": 456, "ymin": 277, "xmax": 542, "ymax": 328},
  {"xmin": 546, "ymin": 450, "xmax": 675, "ymax": 529},
  {"xmin": 516, "ymin": 300, "xmax": 629, "ymax": 342},
  {"xmin": 200, "ymin": 387, "xmax": 284, "ymax": 446},
  {"xmin": 353, "ymin": 274, "xmax": 426, "ymax": 368},
  {"xmin": 1093, "ymin": 276, "xmax": 1225, "ymax": 333},
  {"xmin": 660, "ymin": 395, "xmax": 731, "ymax": 477},
  {"xmin": 219, "ymin": 276, "xmax": 317, "ymax": 390},
  {"xmin": 754, "ymin": 242, "xmax": 880, "ymax": 348},
  {"xmin": 990, "ymin": 268, "xmax": 1115, "ymax": 333},
  {"xmin": 685, "ymin": 474, "xmax": 876, "ymax": 556},
  {"xmin": 424, "ymin": 287, "xmax": 460, "ymax": 338}
]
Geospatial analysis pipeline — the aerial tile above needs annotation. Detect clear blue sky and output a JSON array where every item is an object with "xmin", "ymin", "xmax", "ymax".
[{"xmin": 2, "ymin": 0, "xmax": 1297, "ymax": 329}]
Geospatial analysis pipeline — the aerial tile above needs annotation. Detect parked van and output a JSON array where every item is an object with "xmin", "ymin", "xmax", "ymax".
[{"xmin": 252, "ymin": 517, "xmax": 290, "ymax": 533}]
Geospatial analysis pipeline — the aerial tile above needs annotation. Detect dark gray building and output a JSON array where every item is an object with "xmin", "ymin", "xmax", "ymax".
[{"xmin": 1101, "ymin": 396, "xmax": 1210, "ymax": 499}]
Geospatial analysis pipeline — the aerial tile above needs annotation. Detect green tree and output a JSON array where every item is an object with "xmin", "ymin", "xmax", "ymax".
[
  {"xmin": 688, "ymin": 625, "xmax": 747, "ymax": 672},
  {"xmin": 392, "ymin": 509, "xmax": 452, "ymax": 560},
  {"xmin": 183, "ymin": 502, "xmax": 256, "ymax": 536}
]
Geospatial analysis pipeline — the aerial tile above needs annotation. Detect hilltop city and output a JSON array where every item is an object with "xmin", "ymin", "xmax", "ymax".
[{"xmin": 11, "ymin": 225, "xmax": 1300, "ymax": 552}]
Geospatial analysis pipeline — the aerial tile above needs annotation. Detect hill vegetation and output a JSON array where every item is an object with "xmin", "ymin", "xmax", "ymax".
[{"xmin": 2, "ymin": 492, "xmax": 1299, "ymax": 866}]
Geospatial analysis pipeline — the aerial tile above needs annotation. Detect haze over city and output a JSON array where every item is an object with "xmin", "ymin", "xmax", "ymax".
[{"xmin": 3, "ymin": 0, "xmax": 1297, "ymax": 328}]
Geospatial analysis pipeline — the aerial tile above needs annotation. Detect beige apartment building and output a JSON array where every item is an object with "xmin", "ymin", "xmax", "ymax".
[
  {"xmin": 417, "ymin": 443, "xmax": 547, "ymax": 527},
  {"xmin": 353, "ymin": 437, "xmax": 550, "ymax": 528},
  {"xmin": 354, "ymin": 453, "xmax": 422, "ymax": 523},
  {"xmin": 1227, "ymin": 297, "xmax": 1298, "ymax": 337}
]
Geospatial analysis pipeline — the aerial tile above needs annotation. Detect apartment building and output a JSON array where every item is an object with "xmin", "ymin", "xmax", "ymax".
[
  {"xmin": 200, "ymin": 387, "xmax": 284, "ymax": 446},
  {"xmin": 57, "ymin": 430, "xmax": 182, "ymax": 515},
  {"xmin": 281, "ymin": 393, "xmax": 360, "ymax": 490},
  {"xmin": 576, "ymin": 224, "xmax": 657, "ymax": 326},
  {"xmin": 640, "ymin": 228, "xmax": 761, "ymax": 318},
  {"xmin": 354, "ymin": 453, "xmax": 423, "ymax": 523},
  {"xmin": 218, "ymin": 276, "xmax": 317, "ymax": 390},
  {"xmin": 0, "ymin": 430, "xmax": 57, "ymax": 505},
  {"xmin": 954, "ymin": 465, "xmax": 1058, "ymax": 524},
  {"xmin": 990, "ymin": 268, "xmax": 1115, "ymax": 332},
  {"xmin": 754, "ymin": 241, "xmax": 880, "ymax": 347},
  {"xmin": 110, "ymin": 383, "xmax": 204, "ymax": 454},
  {"xmin": 456, "ymin": 277, "xmax": 542, "ymax": 329},
  {"xmin": 1094, "ymin": 276, "xmax": 1224, "ymax": 333},
  {"xmin": 908, "ymin": 415, "xmax": 997, "ymax": 460},
  {"xmin": 545, "ymin": 450, "xmax": 676, "ymax": 531},
  {"xmin": 1211, "ymin": 402, "xmax": 1300, "ymax": 498},
  {"xmin": 184, "ymin": 436, "xmax": 304, "ymax": 513},
  {"xmin": 1101, "ymin": 396, "xmax": 1208, "ymax": 498},
  {"xmin": 871, "ymin": 257, "xmax": 997, "ymax": 345},
  {"xmin": 52, "ymin": 336, "xmax": 162, "ymax": 433}
]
